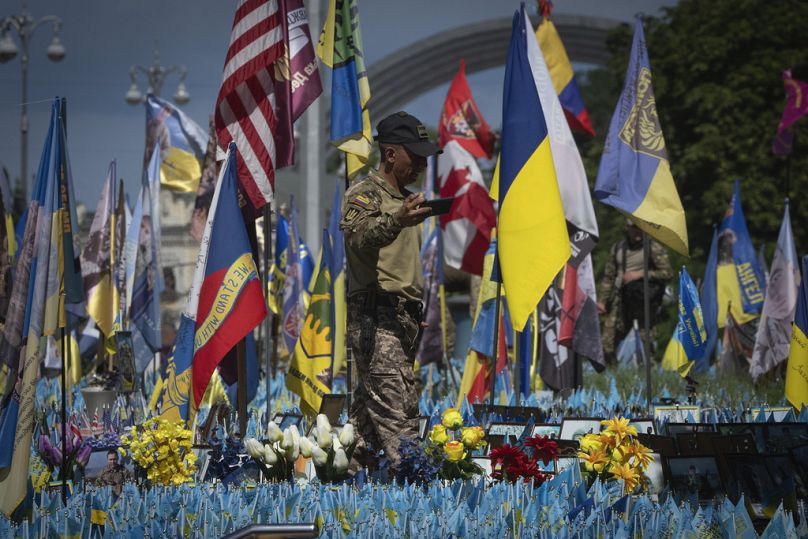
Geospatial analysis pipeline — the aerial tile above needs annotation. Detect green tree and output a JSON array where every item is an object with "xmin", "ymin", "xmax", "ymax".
[{"xmin": 580, "ymin": 0, "xmax": 808, "ymax": 283}]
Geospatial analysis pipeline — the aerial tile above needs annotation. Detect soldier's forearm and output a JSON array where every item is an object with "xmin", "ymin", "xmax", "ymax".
[{"xmin": 354, "ymin": 214, "xmax": 402, "ymax": 250}]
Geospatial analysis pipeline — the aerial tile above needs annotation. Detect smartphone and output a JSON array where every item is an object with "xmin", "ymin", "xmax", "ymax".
[{"xmin": 420, "ymin": 197, "xmax": 454, "ymax": 215}]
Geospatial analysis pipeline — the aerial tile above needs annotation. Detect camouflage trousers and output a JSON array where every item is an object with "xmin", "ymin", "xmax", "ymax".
[{"xmin": 347, "ymin": 298, "xmax": 420, "ymax": 473}]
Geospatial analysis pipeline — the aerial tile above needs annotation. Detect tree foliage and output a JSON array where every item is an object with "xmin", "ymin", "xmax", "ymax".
[{"xmin": 579, "ymin": 0, "xmax": 808, "ymax": 281}]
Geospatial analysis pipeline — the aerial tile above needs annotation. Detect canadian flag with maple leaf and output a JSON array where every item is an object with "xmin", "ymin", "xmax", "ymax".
[{"xmin": 436, "ymin": 60, "xmax": 496, "ymax": 276}]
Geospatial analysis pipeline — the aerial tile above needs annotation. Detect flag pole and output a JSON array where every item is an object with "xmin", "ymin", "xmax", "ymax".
[
  {"xmin": 489, "ymin": 282, "xmax": 503, "ymax": 407},
  {"xmin": 59, "ymin": 318, "xmax": 67, "ymax": 505},
  {"xmin": 237, "ymin": 339, "xmax": 248, "ymax": 437},
  {"xmin": 513, "ymin": 328, "xmax": 520, "ymax": 406},
  {"xmin": 642, "ymin": 233, "xmax": 653, "ymax": 409},
  {"xmin": 262, "ymin": 204, "xmax": 273, "ymax": 431},
  {"xmin": 343, "ymin": 157, "xmax": 352, "ymax": 410}
]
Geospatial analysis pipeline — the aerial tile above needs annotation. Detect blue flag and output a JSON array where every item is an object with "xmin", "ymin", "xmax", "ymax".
[
  {"xmin": 663, "ymin": 267, "xmax": 707, "ymax": 376},
  {"xmin": 716, "ymin": 180, "xmax": 766, "ymax": 326},
  {"xmin": 594, "ymin": 18, "xmax": 688, "ymax": 256},
  {"xmin": 694, "ymin": 227, "xmax": 719, "ymax": 373}
]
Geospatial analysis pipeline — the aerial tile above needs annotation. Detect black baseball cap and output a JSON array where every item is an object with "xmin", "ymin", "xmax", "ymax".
[{"xmin": 374, "ymin": 111, "xmax": 442, "ymax": 157}]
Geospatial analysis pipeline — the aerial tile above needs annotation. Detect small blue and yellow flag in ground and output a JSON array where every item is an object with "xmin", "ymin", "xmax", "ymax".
[
  {"xmin": 662, "ymin": 267, "xmax": 707, "ymax": 376},
  {"xmin": 785, "ymin": 255, "xmax": 808, "ymax": 409},
  {"xmin": 594, "ymin": 18, "xmax": 688, "ymax": 256},
  {"xmin": 496, "ymin": 7, "xmax": 570, "ymax": 332}
]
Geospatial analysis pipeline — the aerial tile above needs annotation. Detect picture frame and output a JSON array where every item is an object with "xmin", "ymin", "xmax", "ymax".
[
  {"xmin": 554, "ymin": 439, "xmax": 580, "ymax": 457},
  {"xmin": 555, "ymin": 456, "xmax": 578, "ymax": 475},
  {"xmin": 530, "ymin": 424, "xmax": 562, "ymax": 440},
  {"xmin": 318, "ymin": 394, "xmax": 346, "ymax": 426},
  {"xmin": 419, "ymin": 416, "xmax": 430, "ymax": 440},
  {"xmin": 674, "ymin": 432, "xmax": 720, "ymax": 456},
  {"xmin": 765, "ymin": 454, "xmax": 807, "ymax": 503},
  {"xmin": 665, "ymin": 422, "xmax": 716, "ymax": 437},
  {"xmin": 272, "ymin": 413, "xmax": 303, "ymax": 431},
  {"xmin": 115, "ymin": 331, "xmax": 137, "ymax": 393},
  {"xmin": 789, "ymin": 445, "xmax": 808, "ymax": 495},
  {"xmin": 643, "ymin": 452, "xmax": 666, "ymax": 496},
  {"xmin": 722, "ymin": 453, "xmax": 777, "ymax": 517},
  {"xmin": 637, "ymin": 434, "xmax": 677, "ymax": 457},
  {"xmin": 472, "ymin": 456, "xmax": 492, "ymax": 477},
  {"xmin": 711, "ymin": 433, "xmax": 758, "ymax": 455},
  {"xmin": 653, "ymin": 405, "xmax": 700, "ymax": 426},
  {"xmin": 487, "ymin": 422, "xmax": 529, "ymax": 439},
  {"xmin": 667, "ymin": 456, "xmax": 723, "ymax": 505},
  {"xmin": 716, "ymin": 423, "xmax": 767, "ymax": 454},
  {"xmin": 629, "ymin": 418, "xmax": 655, "ymax": 435},
  {"xmin": 764, "ymin": 423, "xmax": 808, "ymax": 453},
  {"xmin": 45, "ymin": 480, "xmax": 73, "ymax": 499},
  {"xmin": 559, "ymin": 418, "xmax": 603, "ymax": 441}
]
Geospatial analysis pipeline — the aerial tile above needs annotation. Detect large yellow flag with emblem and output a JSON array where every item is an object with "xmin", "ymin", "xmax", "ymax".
[{"xmin": 286, "ymin": 229, "xmax": 335, "ymax": 417}]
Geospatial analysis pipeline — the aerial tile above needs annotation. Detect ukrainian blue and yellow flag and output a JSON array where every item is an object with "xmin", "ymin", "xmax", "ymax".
[
  {"xmin": 0, "ymin": 99, "xmax": 69, "ymax": 516},
  {"xmin": 716, "ymin": 180, "xmax": 766, "ymax": 327},
  {"xmin": 145, "ymin": 95, "xmax": 208, "ymax": 192},
  {"xmin": 496, "ymin": 7, "xmax": 570, "ymax": 332},
  {"xmin": 594, "ymin": 18, "xmax": 688, "ymax": 256},
  {"xmin": 662, "ymin": 267, "xmax": 707, "ymax": 376},
  {"xmin": 785, "ymin": 255, "xmax": 808, "ymax": 409},
  {"xmin": 327, "ymin": 180, "xmax": 346, "ymax": 377},
  {"xmin": 287, "ymin": 229, "xmax": 335, "ymax": 417},
  {"xmin": 317, "ymin": 0, "xmax": 371, "ymax": 178}
]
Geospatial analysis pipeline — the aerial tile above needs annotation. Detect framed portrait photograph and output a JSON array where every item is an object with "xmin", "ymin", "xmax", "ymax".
[
  {"xmin": 723, "ymin": 454, "xmax": 777, "ymax": 517},
  {"xmin": 629, "ymin": 418, "xmax": 655, "ymax": 436},
  {"xmin": 531, "ymin": 424, "xmax": 562, "ymax": 439},
  {"xmin": 711, "ymin": 433, "xmax": 758, "ymax": 455},
  {"xmin": 84, "ymin": 448, "xmax": 135, "ymax": 497},
  {"xmin": 487, "ymin": 422, "xmax": 529, "ymax": 439},
  {"xmin": 318, "ymin": 394, "xmax": 346, "ymax": 426},
  {"xmin": 667, "ymin": 456, "xmax": 723, "ymax": 506},
  {"xmin": 765, "ymin": 454, "xmax": 807, "ymax": 502},
  {"xmin": 653, "ymin": 405, "xmax": 700, "ymax": 426},
  {"xmin": 643, "ymin": 453, "xmax": 666, "ymax": 497},
  {"xmin": 472, "ymin": 456, "xmax": 493, "ymax": 477},
  {"xmin": 559, "ymin": 418, "xmax": 602, "ymax": 441},
  {"xmin": 272, "ymin": 413, "xmax": 303, "ymax": 431},
  {"xmin": 790, "ymin": 445, "xmax": 808, "ymax": 493},
  {"xmin": 555, "ymin": 456, "xmax": 578, "ymax": 475}
]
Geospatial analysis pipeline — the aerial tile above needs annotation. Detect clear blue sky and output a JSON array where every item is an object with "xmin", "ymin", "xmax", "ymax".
[{"xmin": 0, "ymin": 0, "xmax": 673, "ymax": 210}]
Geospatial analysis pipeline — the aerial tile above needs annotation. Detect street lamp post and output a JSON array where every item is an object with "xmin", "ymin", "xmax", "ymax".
[
  {"xmin": 0, "ymin": 0, "xmax": 65, "ymax": 205},
  {"xmin": 125, "ymin": 45, "xmax": 190, "ymax": 105}
]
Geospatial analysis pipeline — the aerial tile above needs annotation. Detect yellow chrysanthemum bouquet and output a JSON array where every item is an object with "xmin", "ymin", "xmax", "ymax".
[
  {"xmin": 577, "ymin": 417, "xmax": 655, "ymax": 494},
  {"xmin": 119, "ymin": 418, "xmax": 196, "ymax": 486},
  {"xmin": 426, "ymin": 408, "xmax": 486, "ymax": 481}
]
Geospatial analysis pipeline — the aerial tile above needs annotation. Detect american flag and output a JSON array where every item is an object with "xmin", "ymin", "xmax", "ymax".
[{"xmin": 215, "ymin": 0, "xmax": 285, "ymax": 210}]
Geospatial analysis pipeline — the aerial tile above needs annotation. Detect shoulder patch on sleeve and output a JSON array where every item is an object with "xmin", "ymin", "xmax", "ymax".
[
  {"xmin": 350, "ymin": 194, "xmax": 372, "ymax": 208},
  {"xmin": 344, "ymin": 207, "xmax": 360, "ymax": 223}
]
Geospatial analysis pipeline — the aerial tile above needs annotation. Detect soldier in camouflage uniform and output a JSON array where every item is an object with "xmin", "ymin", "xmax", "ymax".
[
  {"xmin": 340, "ymin": 112, "xmax": 440, "ymax": 473},
  {"xmin": 597, "ymin": 221, "xmax": 672, "ymax": 363}
]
